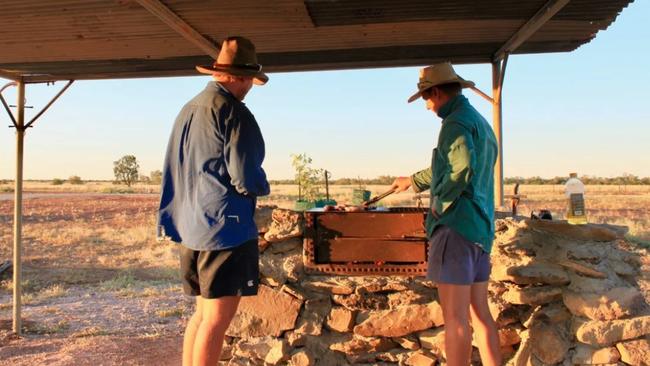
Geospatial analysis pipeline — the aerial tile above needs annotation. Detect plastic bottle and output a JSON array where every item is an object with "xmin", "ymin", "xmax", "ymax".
[{"xmin": 565, "ymin": 173, "xmax": 587, "ymax": 225}]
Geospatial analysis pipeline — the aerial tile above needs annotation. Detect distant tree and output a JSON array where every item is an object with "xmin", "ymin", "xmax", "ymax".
[
  {"xmin": 113, "ymin": 155, "xmax": 139, "ymax": 187},
  {"xmin": 52, "ymin": 178, "xmax": 65, "ymax": 185},
  {"xmin": 68, "ymin": 175, "xmax": 83, "ymax": 185},
  {"xmin": 150, "ymin": 170, "xmax": 163, "ymax": 185},
  {"xmin": 139, "ymin": 174, "xmax": 151, "ymax": 183}
]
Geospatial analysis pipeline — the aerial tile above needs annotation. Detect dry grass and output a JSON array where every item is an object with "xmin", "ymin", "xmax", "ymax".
[
  {"xmin": 0, "ymin": 183, "xmax": 647, "ymax": 365},
  {"xmin": 0, "ymin": 184, "xmax": 647, "ymax": 321},
  {"xmin": 155, "ymin": 306, "xmax": 184, "ymax": 319},
  {"xmin": 0, "ymin": 194, "xmax": 179, "ymax": 300},
  {"xmin": 0, "ymin": 185, "xmax": 648, "ymax": 285},
  {"xmin": 0, "ymin": 180, "xmax": 161, "ymax": 194},
  {"xmin": 506, "ymin": 184, "xmax": 650, "ymax": 241},
  {"xmin": 71, "ymin": 326, "xmax": 112, "ymax": 338}
]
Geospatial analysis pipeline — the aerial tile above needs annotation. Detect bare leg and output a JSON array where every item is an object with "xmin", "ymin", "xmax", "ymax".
[
  {"xmin": 182, "ymin": 297, "xmax": 204, "ymax": 366},
  {"xmin": 438, "ymin": 283, "xmax": 472, "ymax": 366},
  {"xmin": 192, "ymin": 296, "xmax": 241, "ymax": 366},
  {"xmin": 469, "ymin": 281, "xmax": 501, "ymax": 366}
]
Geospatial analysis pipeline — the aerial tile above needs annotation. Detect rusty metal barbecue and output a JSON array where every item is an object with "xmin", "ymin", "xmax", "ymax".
[{"xmin": 303, "ymin": 207, "xmax": 429, "ymax": 276}]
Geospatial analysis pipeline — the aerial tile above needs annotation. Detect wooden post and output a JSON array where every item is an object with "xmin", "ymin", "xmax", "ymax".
[
  {"xmin": 13, "ymin": 79, "xmax": 25, "ymax": 335},
  {"xmin": 492, "ymin": 62, "xmax": 504, "ymax": 208}
]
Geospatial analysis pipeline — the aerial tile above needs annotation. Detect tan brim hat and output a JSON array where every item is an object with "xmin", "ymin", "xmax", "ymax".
[
  {"xmin": 195, "ymin": 36, "xmax": 269, "ymax": 85},
  {"xmin": 407, "ymin": 63, "xmax": 474, "ymax": 103},
  {"xmin": 195, "ymin": 64, "xmax": 269, "ymax": 85}
]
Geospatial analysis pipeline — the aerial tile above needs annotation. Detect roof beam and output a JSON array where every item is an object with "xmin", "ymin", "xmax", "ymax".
[
  {"xmin": 493, "ymin": 0, "xmax": 570, "ymax": 62},
  {"xmin": 0, "ymin": 70, "xmax": 19, "ymax": 81},
  {"xmin": 135, "ymin": 0, "xmax": 221, "ymax": 59}
]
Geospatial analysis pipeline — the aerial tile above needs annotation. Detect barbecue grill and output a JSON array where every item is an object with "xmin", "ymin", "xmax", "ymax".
[{"xmin": 303, "ymin": 207, "xmax": 429, "ymax": 276}]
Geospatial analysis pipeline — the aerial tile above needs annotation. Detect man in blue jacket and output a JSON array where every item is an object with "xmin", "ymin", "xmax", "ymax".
[
  {"xmin": 158, "ymin": 36, "xmax": 270, "ymax": 366},
  {"xmin": 392, "ymin": 63, "xmax": 500, "ymax": 366}
]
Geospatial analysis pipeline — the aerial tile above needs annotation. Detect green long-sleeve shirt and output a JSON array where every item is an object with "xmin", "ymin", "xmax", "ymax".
[{"xmin": 411, "ymin": 95, "xmax": 498, "ymax": 253}]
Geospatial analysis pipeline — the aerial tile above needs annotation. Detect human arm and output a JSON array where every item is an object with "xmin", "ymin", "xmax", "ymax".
[
  {"xmin": 391, "ymin": 167, "xmax": 432, "ymax": 193},
  {"xmin": 410, "ymin": 167, "xmax": 433, "ymax": 193},
  {"xmin": 223, "ymin": 113, "xmax": 270, "ymax": 197}
]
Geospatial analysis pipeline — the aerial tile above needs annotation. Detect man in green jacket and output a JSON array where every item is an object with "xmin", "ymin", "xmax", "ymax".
[{"xmin": 392, "ymin": 63, "xmax": 500, "ymax": 366}]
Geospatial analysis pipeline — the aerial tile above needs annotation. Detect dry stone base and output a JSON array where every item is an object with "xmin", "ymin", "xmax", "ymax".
[
  {"xmin": 616, "ymin": 339, "xmax": 650, "ymax": 366},
  {"xmin": 572, "ymin": 344, "xmax": 621, "ymax": 364},
  {"xmin": 563, "ymin": 287, "xmax": 644, "ymax": 320},
  {"xmin": 576, "ymin": 316, "xmax": 650, "ymax": 346},
  {"xmin": 223, "ymin": 210, "xmax": 650, "ymax": 365},
  {"xmin": 227, "ymin": 285, "xmax": 301, "ymax": 338}
]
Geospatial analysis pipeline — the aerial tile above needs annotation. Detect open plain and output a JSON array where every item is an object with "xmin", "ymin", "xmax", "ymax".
[{"xmin": 0, "ymin": 182, "xmax": 648, "ymax": 364}]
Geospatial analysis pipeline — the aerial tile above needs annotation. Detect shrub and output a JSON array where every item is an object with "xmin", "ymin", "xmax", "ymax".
[
  {"xmin": 68, "ymin": 176, "xmax": 83, "ymax": 185},
  {"xmin": 52, "ymin": 178, "xmax": 65, "ymax": 185},
  {"xmin": 150, "ymin": 170, "xmax": 162, "ymax": 185}
]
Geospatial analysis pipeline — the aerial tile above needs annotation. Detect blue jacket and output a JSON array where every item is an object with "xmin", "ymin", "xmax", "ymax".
[{"xmin": 158, "ymin": 81, "xmax": 270, "ymax": 250}]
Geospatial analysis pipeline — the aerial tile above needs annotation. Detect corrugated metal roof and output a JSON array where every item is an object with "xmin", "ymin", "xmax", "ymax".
[{"xmin": 0, "ymin": 0, "xmax": 633, "ymax": 81}]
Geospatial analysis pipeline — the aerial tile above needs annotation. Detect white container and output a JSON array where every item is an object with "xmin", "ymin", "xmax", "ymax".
[{"xmin": 565, "ymin": 173, "xmax": 587, "ymax": 225}]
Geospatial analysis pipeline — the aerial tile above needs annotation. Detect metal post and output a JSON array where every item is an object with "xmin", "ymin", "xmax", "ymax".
[
  {"xmin": 324, "ymin": 170, "xmax": 330, "ymax": 201},
  {"xmin": 492, "ymin": 62, "xmax": 504, "ymax": 208},
  {"xmin": 13, "ymin": 79, "xmax": 25, "ymax": 335}
]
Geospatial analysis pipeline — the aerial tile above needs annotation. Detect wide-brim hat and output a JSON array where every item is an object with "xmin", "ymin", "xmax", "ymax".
[
  {"xmin": 196, "ymin": 36, "xmax": 269, "ymax": 85},
  {"xmin": 407, "ymin": 62, "xmax": 474, "ymax": 103}
]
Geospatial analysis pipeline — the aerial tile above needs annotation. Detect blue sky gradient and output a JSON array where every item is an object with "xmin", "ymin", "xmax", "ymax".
[{"xmin": 1, "ymin": 1, "xmax": 648, "ymax": 180}]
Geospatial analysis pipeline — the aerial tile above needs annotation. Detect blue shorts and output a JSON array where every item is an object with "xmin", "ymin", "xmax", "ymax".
[{"xmin": 426, "ymin": 225, "xmax": 491, "ymax": 285}]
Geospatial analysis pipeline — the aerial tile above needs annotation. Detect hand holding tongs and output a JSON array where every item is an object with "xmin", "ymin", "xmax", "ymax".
[{"xmin": 362, "ymin": 188, "xmax": 396, "ymax": 207}]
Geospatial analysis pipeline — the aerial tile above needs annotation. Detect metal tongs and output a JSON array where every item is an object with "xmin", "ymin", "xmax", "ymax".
[{"xmin": 362, "ymin": 188, "xmax": 396, "ymax": 207}]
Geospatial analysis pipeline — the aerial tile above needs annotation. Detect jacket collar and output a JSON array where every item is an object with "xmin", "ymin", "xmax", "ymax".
[
  {"xmin": 208, "ymin": 81, "xmax": 238, "ymax": 101},
  {"xmin": 437, "ymin": 94, "xmax": 468, "ymax": 120}
]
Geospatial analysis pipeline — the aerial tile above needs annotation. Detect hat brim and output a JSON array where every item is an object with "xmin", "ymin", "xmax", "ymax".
[
  {"xmin": 407, "ymin": 79, "xmax": 475, "ymax": 103},
  {"xmin": 195, "ymin": 65, "xmax": 268, "ymax": 85}
]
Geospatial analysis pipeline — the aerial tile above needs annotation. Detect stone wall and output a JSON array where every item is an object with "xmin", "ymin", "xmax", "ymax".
[{"xmin": 219, "ymin": 208, "xmax": 650, "ymax": 366}]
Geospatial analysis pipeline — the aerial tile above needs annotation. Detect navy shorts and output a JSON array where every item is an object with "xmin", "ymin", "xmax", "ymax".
[
  {"xmin": 426, "ymin": 226, "xmax": 491, "ymax": 285},
  {"xmin": 180, "ymin": 239, "xmax": 259, "ymax": 299}
]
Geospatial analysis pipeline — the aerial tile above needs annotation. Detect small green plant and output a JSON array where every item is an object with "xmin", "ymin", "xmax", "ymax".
[
  {"xmin": 291, "ymin": 153, "xmax": 323, "ymax": 202},
  {"xmin": 52, "ymin": 178, "xmax": 65, "ymax": 185},
  {"xmin": 68, "ymin": 175, "xmax": 83, "ymax": 185}
]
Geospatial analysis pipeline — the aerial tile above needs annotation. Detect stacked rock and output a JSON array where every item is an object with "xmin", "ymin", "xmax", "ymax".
[{"xmin": 218, "ymin": 208, "xmax": 649, "ymax": 366}]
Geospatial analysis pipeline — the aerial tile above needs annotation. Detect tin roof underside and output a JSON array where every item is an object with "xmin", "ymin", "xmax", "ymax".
[{"xmin": 0, "ymin": 0, "xmax": 632, "ymax": 81}]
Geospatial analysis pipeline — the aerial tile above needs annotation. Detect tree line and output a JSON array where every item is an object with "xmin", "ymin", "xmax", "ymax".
[
  {"xmin": 504, "ymin": 174, "xmax": 650, "ymax": 185},
  {"xmin": 269, "ymin": 174, "xmax": 650, "ymax": 186}
]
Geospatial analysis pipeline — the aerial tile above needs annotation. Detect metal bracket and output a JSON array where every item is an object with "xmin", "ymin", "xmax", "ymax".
[
  {"xmin": 24, "ymin": 80, "xmax": 74, "ymax": 129},
  {"xmin": 1, "ymin": 81, "xmax": 18, "ymax": 128}
]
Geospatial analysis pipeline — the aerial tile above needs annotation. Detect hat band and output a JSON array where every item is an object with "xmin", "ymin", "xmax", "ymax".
[{"xmin": 212, "ymin": 62, "xmax": 262, "ymax": 72}]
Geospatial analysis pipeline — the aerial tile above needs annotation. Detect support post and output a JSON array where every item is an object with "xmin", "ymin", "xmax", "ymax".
[
  {"xmin": 13, "ymin": 79, "xmax": 25, "ymax": 335},
  {"xmin": 492, "ymin": 60, "xmax": 506, "ymax": 208}
]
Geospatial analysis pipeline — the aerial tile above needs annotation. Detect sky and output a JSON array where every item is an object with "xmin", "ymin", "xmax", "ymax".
[{"xmin": 1, "ymin": 1, "xmax": 649, "ymax": 181}]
